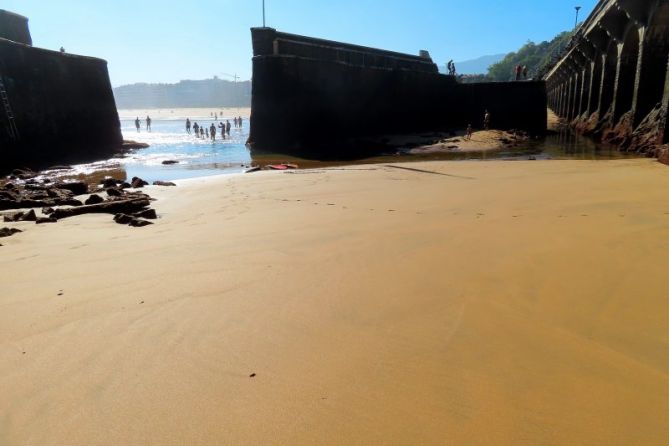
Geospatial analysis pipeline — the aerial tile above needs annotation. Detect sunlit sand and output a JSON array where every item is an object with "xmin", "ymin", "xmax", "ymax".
[{"xmin": 1, "ymin": 158, "xmax": 669, "ymax": 444}]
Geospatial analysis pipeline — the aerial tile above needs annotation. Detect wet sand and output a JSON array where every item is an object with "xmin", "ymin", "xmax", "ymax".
[{"xmin": 1, "ymin": 159, "xmax": 669, "ymax": 444}]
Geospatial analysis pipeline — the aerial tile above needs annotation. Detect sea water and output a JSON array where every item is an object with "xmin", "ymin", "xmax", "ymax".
[
  {"xmin": 118, "ymin": 118, "xmax": 252, "ymax": 182},
  {"xmin": 65, "ymin": 116, "xmax": 641, "ymax": 184}
]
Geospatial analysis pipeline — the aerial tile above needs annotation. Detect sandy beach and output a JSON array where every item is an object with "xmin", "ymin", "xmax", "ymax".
[{"xmin": 2, "ymin": 159, "xmax": 669, "ymax": 444}]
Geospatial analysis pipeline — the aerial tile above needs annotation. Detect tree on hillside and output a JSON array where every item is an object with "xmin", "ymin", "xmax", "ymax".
[{"xmin": 486, "ymin": 31, "xmax": 574, "ymax": 81}]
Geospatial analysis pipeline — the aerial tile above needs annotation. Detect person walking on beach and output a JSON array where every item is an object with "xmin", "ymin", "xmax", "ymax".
[
  {"xmin": 226, "ymin": 120, "xmax": 231, "ymax": 136},
  {"xmin": 135, "ymin": 117, "xmax": 141, "ymax": 133},
  {"xmin": 186, "ymin": 118, "xmax": 191, "ymax": 134},
  {"xmin": 238, "ymin": 116, "xmax": 243, "ymax": 129},
  {"xmin": 483, "ymin": 110, "xmax": 491, "ymax": 130},
  {"xmin": 210, "ymin": 123, "xmax": 216, "ymax": 141},
  {"xmin": 193, "ymin": 122, "xmax": 199, "ymax": 137},
  {"xmin": 146, "ymin": 116, "xmax": 152, "ymax": 132},
  {"xmin": 466, "ymin": 124, "xmax": 473, "ymax": 140},
  {"xmin": 200, "ymin": 127, "xmax": 204, "ymax": 138},
  {"xmin": 219, "ymin": 122, "xmax": 226, "ymax": 140}
]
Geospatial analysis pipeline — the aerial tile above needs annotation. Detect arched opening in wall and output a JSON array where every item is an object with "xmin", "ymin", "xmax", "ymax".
[
  {"xmin": 635, "ymin": 4, "xmax": 669, "ymax": 127},
  {"xmin": 599, "ymin": 41, "xmax": 619, "ymax": 117},
  {"xmin": 589, "ymin": 56, "xmax": 602, "ymax": 114},
  {"xmin": 614, "ymin": 26, "xmax": 640, "ymax": 122}
]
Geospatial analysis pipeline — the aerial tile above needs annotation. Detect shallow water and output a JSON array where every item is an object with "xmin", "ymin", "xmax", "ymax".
[{"xmin": 64, "ymin": 119, "xmax": 641, "ymax": 184}]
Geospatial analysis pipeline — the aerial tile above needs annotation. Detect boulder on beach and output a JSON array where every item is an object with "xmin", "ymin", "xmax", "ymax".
[
  {"xmin": 85, "ymin": 194, "xmax": 104, "ymax": 205},
  {"xmin": 162, "ymin": 160, "xmax": 179, "ymax": 165},
  {"xmin": 131, "ymin": 177, "xmax": 149, "ymax": 188},
  {"xmin": 56, "ymin": 181, "xmax": 89, "ymax": 196},
  {"xmin": 153, "ymin": 181, "xmax": 176, "ymax": 187},
  {"xmin": 36, "ymin": 216, "xmax": 57, "ymax": 224},
  {"xmin": 0, "ymin": 227, "xmax": 22, "ymax": 237}
]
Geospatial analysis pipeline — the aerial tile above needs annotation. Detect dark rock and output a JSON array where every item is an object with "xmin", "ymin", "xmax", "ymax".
[
  {"xmin": 36, "ymin": 216, "xmax": 57, "ymax": 224},
  {"xmin": 129, "ymin": 218, "xmax": 153, "ymax": 227},
  {"xmin": 20, "ymin": 209, "xmax": 37, "ymax": 222},
  {"xmin": 131, "ymin": 177, "xmax": 149, "ymax": 188},
  {"xmin": 162, "ymin": 160, "xmax": 179, "ymax": 165},
  {"xmin": 122, "ymin": 140, "xmax": 150, "ymax": 150},
  {"xmin": 52, "ymin": 198, "xmax": 150, "ymax": 219},
  {"xmin": 101, "ymin": 178, "xmax": 122, "ymax": 188},
  {"xmin": 106, "ymin": 187, "xmax": 123, "ymax": 197},
  {"xmin": 56, "ymin": 181, "xmax": 88, "ymax": 196},
  {"xmin": 42, "ymin": 207, "xmax": 55, "ymax": 215},
  {"xmin": 134, "ymin": 208, "xmax": 157, "ymax": 219},
  {"xmin": 120, "ymin": 182, "xmax": 132, "ymax": 189},
  {"xmin": 4, "ymin": 211, "xmax": 23, "ymax": 222},
  {"xmin": 153, "ymin": 181, "xmax": 176, "ymax": 187},
  {"xmin": 85, "ymin": 194, "xmax": 104, "ymax": 205},
  {"xmin": 0, "ymin": 227, "xmax": 22, "ymax": 237},
  {"xmin": 61, "ymin": 199, "xmax": 83, "ymax": 207},
  {"xmin": 3, "ymin": 183, "xmax": 16, "ymax": 190},
  {"xmin": 113, "ymin": 213, "xmax": 134, "ymax": 224}
]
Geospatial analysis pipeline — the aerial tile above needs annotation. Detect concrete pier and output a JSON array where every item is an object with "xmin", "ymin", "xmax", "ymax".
[
  {"xmin": 545, "ymin": 0, "xmax": 669, "ymax": 155},
  {"xmin": 0, "ymin": 10, "xmax": 122, "ymax": 171},
  {"xmin": 249, "ymin": 28, "xmax": 547, "ymax": 159}
]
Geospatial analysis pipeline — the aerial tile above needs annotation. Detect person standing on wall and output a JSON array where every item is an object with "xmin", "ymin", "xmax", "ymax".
[
  {"xmin": 522, "ymin": 65, "xmax": 528, "ymax": 79},
  {"xmin": 483, "ymin": 110, "xmax": 491, "ymax": 130}
]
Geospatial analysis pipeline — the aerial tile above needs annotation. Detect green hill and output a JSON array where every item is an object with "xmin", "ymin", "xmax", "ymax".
[{"xmin": 458, "ymin": 30, "xmax": 574, "ymax": 83}]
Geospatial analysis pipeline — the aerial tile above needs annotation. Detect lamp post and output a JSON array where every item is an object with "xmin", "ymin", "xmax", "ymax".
[
  {"xmin": 574, "ymin": 6, "xmax": 582, "ymax": 29},
  {"xmin": 263, "ymin": 0, "xmax": 266, "ymax": 27}
]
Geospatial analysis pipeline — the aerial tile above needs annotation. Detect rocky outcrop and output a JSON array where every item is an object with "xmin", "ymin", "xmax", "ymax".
[
  {"xmin": 628, "ymin": 104, "xmax": 666, "ymax": 155},
  {"xmin": 602, "ymin": 111, "xmax": 635, "ymax": 149},
  {"xmin": 153, "ymin": 181, "xmax": 177, "ymax": 187}
]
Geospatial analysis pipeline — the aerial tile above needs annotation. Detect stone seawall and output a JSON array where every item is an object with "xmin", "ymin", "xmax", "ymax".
[
  {"xmin": 0, "ymin": 39, "xmax": 122, "ymax": 170},
  {"xmin": 249, "ymin": 28, "xmax": 546, "ymax": 159},
  {"xmin": 0, "ymin": 10, "xmax": 31, "ymax": 46}
]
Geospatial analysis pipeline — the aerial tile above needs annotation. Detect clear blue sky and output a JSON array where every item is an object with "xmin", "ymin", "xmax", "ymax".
[{"xmin": 3, "ymin": 0, "xmax": 598, "ymax": 87}]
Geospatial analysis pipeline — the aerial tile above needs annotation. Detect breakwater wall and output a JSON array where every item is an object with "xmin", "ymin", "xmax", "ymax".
[
  {"xmin": 249, "ymin": 28, "xmax": 546, "ymax": 159},
  {"xmin": 0, "ymin": 10, "xmax": 122, "ymax": 171},
  {"xmin": 0, "ymin": 10, "xmax": 31, "ymax": 46},
  {"xmin": 545, "ymin": 0, "xmax": 669, "ymax": 158}
]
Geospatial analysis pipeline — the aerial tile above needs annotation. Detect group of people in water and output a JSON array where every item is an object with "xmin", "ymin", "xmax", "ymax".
[{"xmin": 185, "ymin": 116, "xmax": 244, "ymax": 141}]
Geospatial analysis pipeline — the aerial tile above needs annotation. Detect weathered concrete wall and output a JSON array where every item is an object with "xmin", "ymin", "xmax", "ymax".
[
  {"xmin": 0, "ymin": 39, "xmax": 122, "ymax": 170},
  {"xmin": 0, "ymin": 10, "xmax": 31, "ymax": 46},
  {"xmin": 545, "ymin": 0, "xmax": 669, "ymax": 157},
  {"xmin": 249, "ymin": 28, "xmax": 546, "ymax": 159}
]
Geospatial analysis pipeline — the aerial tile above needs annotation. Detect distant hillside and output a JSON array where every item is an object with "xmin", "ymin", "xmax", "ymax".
[
  {"xmin": 113, "ymin": 77, "xmax": 251, "ymax": 109},
  {"xmin": 487, "ymin": 31, "xmax": 574, "ymax": 81},
  {"xmin": 452, "ymin": 54, "xmax": 506, "ymax": 75}
]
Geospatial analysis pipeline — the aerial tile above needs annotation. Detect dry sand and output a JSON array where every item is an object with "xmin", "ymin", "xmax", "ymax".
[
  {"xmin": 408, "ymin": 129, "xmax": 527, "ymax": 154},
  {"xmin": 1, "ymin": 159, "xmax": 669, "ymax": 445}
]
